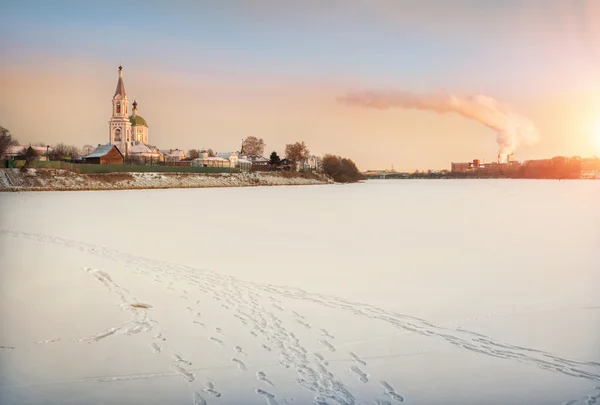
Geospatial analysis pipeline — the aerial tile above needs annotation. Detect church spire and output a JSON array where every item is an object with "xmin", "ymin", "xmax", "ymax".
[{"xmin": 114, "ymin": 65, "xmax": 126, "ymax": 97}]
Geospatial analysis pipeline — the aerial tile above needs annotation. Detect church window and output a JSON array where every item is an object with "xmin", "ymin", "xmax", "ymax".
[
  {"xmin": 116, "ymin": 103, "xmax": 121, "ymax": 114},
  {"xmin": 114, "ymin": 128, "xmax": 121, "ymax": 141}
]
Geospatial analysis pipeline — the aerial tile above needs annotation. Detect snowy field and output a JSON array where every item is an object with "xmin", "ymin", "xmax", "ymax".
[{"xmin": 1, "ymin": 180, "xmax": 599, "ymax": 405}]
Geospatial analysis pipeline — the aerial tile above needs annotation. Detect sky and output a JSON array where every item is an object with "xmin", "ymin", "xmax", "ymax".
[{"xmin": 1, "ymin": 0, "xmax": 599, "ymax": 170}]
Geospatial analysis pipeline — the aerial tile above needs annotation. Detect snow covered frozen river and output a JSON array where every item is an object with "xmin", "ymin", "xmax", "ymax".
[{"xmin": 1, "ymin": 180, "xmax": 599, "ymax": 405}]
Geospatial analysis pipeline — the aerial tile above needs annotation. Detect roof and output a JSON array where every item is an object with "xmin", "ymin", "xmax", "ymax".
[
  {"xmin": 5, "ymin": 145, "xmax": 26, "ymax": 156},
  {"xmin": 129, "ymin": 143, "xmax": 158, "ymax": 154},
  {"xmin": 161, "ymin": 149, "xmax": 185, "ymax": 158},
  {"xmin": 129, "ymin": 115, "xmax": 148, "ymax": 127},
  {"xmin": 114, "ymin": 67, "xmax": 126, "ymax": 97},
  {"xmin": 238, "ymin": 158, "xmax": 252, "ymax": 164},
  {"xmin": 27, "ymin": 146, "xmax": 53, "ymax": 156},
  {"xmin": 217, "ymin": 152, "xmax": 237, "ymax": 159},
  {"xmin": 85, "ymin": 144, "xmax": 121, "ymax": 158},
  {"xmin": 194, "ymin": 157, "xmax": 229, "ymax": 162},
  {"xmin": 247, "ymin": 155, "xmax": 269, "ymax": 163}
]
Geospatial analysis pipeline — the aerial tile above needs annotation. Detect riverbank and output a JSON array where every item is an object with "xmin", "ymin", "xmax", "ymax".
[{"xmin": 0, "ymin": 168, "xmax": 332, "ymax": 191}]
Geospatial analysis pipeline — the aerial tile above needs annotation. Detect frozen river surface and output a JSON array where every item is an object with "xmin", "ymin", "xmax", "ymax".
[{"xmin": 1, "ymin": 180, "xmax": 599, "ymax": 405}]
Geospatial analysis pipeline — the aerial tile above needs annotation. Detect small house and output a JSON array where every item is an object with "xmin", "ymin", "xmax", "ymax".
[
  {"xmin": 247, "ymin": 155, "xmax": 270, "ymax": 171},
  {"xmin": 278, "ymin": 158, "xmax": 294, "ymax": 171},
  {"xmin": 85, "ymin": 144, "xmax": 124, "ymax": 165}
]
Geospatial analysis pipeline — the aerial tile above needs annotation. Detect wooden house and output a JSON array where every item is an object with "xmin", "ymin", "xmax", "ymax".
[{"xmin": 84, "ymin": 144, "xmax": 124, "ymax": 165}]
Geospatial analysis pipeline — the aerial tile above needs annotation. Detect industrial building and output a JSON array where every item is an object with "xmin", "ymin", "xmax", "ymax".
[{"xmin": 451, "ymin": 154, "xmax": 517, "ymax": 173}]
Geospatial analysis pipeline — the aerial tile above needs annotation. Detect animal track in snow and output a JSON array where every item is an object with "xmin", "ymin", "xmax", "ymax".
[
  {"xmin": 234, "ymin": 345, "xmax": 247, "ymax": 356},
  {"xmin": 150, "ymin": 342, "xmax": 162, "ymax": 354}
]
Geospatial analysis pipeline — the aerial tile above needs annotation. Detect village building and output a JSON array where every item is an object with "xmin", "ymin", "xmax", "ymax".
[
  {"xmin": 129, "ymin": 143, "xmax": 161, "ymax": 161},
  {"xmin": 192, "ymin": 156, "xmax": 231, "ymax": 168},
  {"xmin": 85, "ymin": 144, "xmax": 124, "ymax": 165},
  {"xmin": 216, "ymin": 152, "xmax": 239, "ymax": 168},
  {"xmin": 161, "ymin": 149, "xmax": 186, "ymax": 162},
  {"xmin": 4, "ymin": 145, "xmax": 27, "ymax": 159},
  {"xmin": 246, "ymin": 155, "xmax": 270, "ymax": 171}
]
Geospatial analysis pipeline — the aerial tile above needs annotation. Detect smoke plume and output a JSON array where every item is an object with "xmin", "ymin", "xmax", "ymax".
[{"xmin": 338, "ymin": 90, "xmax": 540, "ymax": 161}]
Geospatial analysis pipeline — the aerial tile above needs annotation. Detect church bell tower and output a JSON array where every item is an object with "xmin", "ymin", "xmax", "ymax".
[{"xmin": 108, "ymin": 65, "xmax": 131, "ymax": 155}]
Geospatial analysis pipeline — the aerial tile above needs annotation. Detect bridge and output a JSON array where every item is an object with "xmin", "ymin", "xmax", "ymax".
[{"xmin": 362, "ymin": 171, "xmax": 409, "ymax": 179}]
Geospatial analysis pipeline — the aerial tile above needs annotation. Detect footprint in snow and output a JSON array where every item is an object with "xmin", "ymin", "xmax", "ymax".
[
  {"xmin": 256, "ymin": 371, "xmax": 275, "ymax": 386},
  {"xmin": 232, "ymin": 358, "xmax": 247, "ymax": 371},
  {"xmin": 203, "ymin": 381, "xmax": 222, "ymax": 397},
  {"xmin": 234, "ymin": 346, "xmax": 247, "ymax": 356}
]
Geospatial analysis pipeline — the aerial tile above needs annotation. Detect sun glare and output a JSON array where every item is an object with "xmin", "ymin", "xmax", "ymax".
[{"xmin": 595, "ymin": 120, "xmax": 600, "ymax": 149}]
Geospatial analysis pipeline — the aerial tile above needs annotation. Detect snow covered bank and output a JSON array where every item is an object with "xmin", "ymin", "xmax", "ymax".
[{"xmin": 0, "ymin": 168, "xmax": 332, "ymax": 191}]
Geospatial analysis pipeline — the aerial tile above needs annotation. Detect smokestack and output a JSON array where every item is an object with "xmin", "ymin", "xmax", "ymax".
[{"xmin": 338, "ymin": 90, "xmax": 540, "ymax": 160}]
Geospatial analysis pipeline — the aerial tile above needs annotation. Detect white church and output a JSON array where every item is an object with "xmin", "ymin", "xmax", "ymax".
[{"xmin": 108, "ymin": 66, "xmax": 155, "ymax": 157}]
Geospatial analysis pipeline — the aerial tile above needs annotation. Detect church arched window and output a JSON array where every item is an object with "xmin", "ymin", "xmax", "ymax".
[
  {"xmin": 114, "ymin": 128, "xmax": 121, "ymax": 141},
  {"xmin": 116, "ymin": 102, "xmax": 121, "ymax": 114}
]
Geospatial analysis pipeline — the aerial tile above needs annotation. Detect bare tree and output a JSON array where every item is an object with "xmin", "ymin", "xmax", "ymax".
[
  {"xmin": 242, "ymin": 136, "xmax": 266, "ymax": 156},
  {"xmin": 82, "ymin": 144, "xmax": 94, "ymax": 155},
  {"xmin": 207, "ymin": 148, "xmax": 215, "ymax": 157},
  {"xmin": 188, "ymin": 149, "xmax": 200, "ymax": 159},
  {"xmin": 49, "ymin": 143, "xmax": 79, "ymax": 161},
  {"xmin": 0, "ymin": 126, "xmax": 12, "ymax": 158},
  {"xmin": 285, "ymin": 141, "xmax": 310, "ymax": 169}
]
